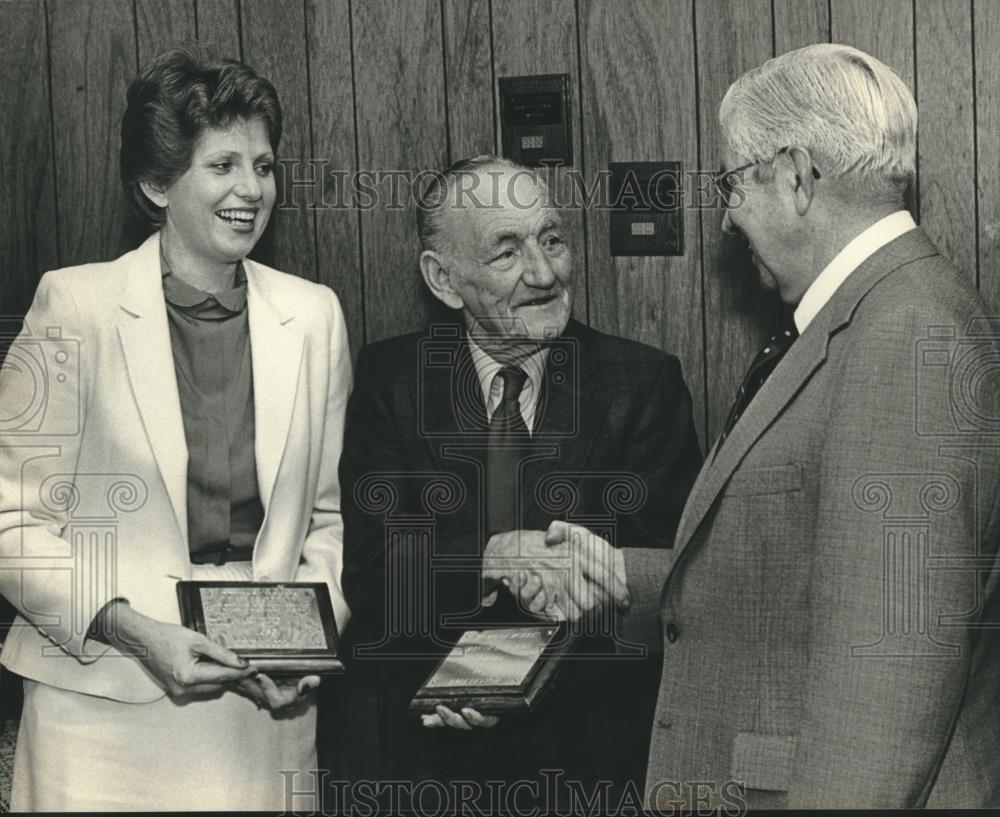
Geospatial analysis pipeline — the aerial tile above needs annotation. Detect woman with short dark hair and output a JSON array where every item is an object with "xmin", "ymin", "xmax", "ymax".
[
  {"xmin": 119, "ymin": 46, "xmax": 283, "ymax": 225},
  {"xmin": 0, "ymin": 44, "xmax": 351, "ymax": 811}
]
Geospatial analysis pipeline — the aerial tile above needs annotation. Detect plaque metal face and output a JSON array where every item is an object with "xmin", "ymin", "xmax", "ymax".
[
  {"xmin": 177, "ymin": 581, "xmax": 344, "ymax": 675},
  {"xmin": 410, "ymin": 623, "xmax": 577, "ymax": 714}
]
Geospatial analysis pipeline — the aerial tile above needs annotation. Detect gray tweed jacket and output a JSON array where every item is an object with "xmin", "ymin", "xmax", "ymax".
[{"xmin": 625, "ymin": 228, "xmax": 1000, "ymax": 809}]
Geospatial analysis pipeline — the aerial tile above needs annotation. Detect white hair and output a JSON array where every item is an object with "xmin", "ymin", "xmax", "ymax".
[{"xmin": 719, "ymin": 43, "xmax": 916, "ymax": 200}]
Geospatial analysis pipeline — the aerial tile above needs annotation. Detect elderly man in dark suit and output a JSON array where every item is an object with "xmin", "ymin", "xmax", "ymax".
[
  {"xmin": 335, "ymin": 155, "xmax": 702, "ymax": 807},
  {"xmin": 552, "ymin": 43, "xmax": 1000, "ymax": 809}
]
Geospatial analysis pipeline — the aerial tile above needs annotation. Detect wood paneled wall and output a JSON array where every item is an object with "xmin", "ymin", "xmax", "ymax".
[{"xmin": 2, "ymin": 0, "xmax": 997, "ymax": 450}]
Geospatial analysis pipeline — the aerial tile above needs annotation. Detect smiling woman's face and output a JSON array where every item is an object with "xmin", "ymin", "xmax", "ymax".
[
  {"xmin": 444, "ymin": 169, "xmax": 574, "ymax": 348},
  {"xmin": 155, "ymin": 117, "xmax": 276, "ymax": 268}
]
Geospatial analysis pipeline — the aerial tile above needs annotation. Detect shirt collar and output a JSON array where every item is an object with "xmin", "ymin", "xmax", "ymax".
[
  {"xmin": 161, "ymin": 254, "xmax": 248, "ymax": 315},
  {"xmin": 793, "ymin": 210, "xmax": 917, "ymax": 333},
  {"xmin": 467, "ymin": 335, "xmax": 549, "ymax": 427}
]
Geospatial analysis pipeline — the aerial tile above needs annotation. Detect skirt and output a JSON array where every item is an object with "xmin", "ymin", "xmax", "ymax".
[{"xmin": 10, "ymin": 563, "xmax": 320, "ymax": 812}]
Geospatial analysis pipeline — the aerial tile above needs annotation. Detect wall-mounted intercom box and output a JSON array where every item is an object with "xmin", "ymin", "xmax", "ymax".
[
  {"xmin": 608, "ymin": 161, "xmax": 684, "ymax": 256},
  {"xmin": 499, "ymin": 74, "xmax": 573, "ymax": 167}
]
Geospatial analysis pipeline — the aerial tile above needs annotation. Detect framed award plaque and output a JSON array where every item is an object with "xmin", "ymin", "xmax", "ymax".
[
  {"xmin": 177, "ymin": 581, "xmax": 344, "ymax": 676},
  {"xmin": 410, "ymin": 623, "xmax": 578, "ymax": 714}
]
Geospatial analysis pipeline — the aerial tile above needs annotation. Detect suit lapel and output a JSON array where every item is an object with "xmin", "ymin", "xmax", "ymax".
[
  {"xmin": 419, "ymin": 325, "xmax": 489, "ymax": 471},
  {"xmin": 671, "ymin": 324, "xmax": 829, "ymax": 556},
  {"xmin": 534, "ymin": 321, "xmax": 609, "ymax": 476},
  {"xmin": 245, "ymin": 261, "xmax": 304, "ymax": 512},
  {"xmin": 116, "ymin": 233, "xmax": 189, "ymax": 545},
  {"xmin": 419, "ymin": 321, "xmax": 608, "ymax": 468},
  {"xmin": 417, "ymin": 321, "xmax": 608, "ymax": 527},
  {"xmin": 670, "ymin": 228, "xmax": 941, "ymax": 563}
]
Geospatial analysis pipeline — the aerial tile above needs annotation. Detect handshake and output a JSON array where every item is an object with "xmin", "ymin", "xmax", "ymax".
[
  {"xmin": 422, "ymin": 521, "xmax": 630, "ymax": 731},
  {"xmin": 481, "ymin": 520, "xmax": 630, "ymax": 622}
]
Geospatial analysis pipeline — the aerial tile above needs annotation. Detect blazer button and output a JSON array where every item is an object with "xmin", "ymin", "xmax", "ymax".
[{"xmin": 665, "ymin": 623, "xmax": 680, "ymax": 643}]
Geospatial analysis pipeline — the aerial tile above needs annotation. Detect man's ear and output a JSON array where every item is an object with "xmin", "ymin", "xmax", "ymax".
[
  {"xmin": 419, "ymin": 250, "xmax": 464, "ymax": 310},
  {"xmin": 786, "ymin": 146, "xmax": 817, "ymax": 216},
  {"xmin": 139, "ymin": 180, "xmax": 169, "ymax": 209}
]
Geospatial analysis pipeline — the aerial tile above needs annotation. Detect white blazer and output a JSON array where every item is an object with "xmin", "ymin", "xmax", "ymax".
[{"xmin": 0, "ymin": 232, "xmax": 352, "ymax": 703}]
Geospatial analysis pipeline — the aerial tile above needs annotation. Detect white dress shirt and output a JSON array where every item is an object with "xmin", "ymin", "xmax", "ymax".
[
  {"xmin": 794, "ymin": 210, "xmax": 917, "ymax": 333},
  {"xmin": 468, "ymin": 337, "xmax": 549, "ymax": 434}
]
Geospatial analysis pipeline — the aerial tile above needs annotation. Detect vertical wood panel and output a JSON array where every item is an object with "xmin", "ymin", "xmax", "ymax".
[
  {"xmin": 491, "ymin": 0, "xmax": 588, "ymax": 323},
  {"xmin": 307, "ymin": 0, "xmax": 365, "ymax": 356},
  {"xmin": 136, "ymin": 0, "xmax": 197, "ymax": 64},
  {"xmin": 830, "ymin": 0, "xmax": 918, "ymax": 217},
  {"xmin": 772, "ymin": 0, "xmax": 830, "ymax": 332},
  {"xmin": 47, "ymin": 0, "xmax": 136, "ymax": 266},
  {"xmin": 442, "ymin": 0, "xmax": 495, "ymax": 160},
  {"xmin": 129, "ymin": 1, "xmax": 199, "ymax": 255},
  {"xmin": 915, "ymin": 0, "xmax": 976, "ymax": 280},
  {"xmin": 696, "ymin": 0, "xmax": 777, "ymax": 445},
  {"xmin": 4, "ymin": 0, "xmax": 990, "ymax": 408},
  {"xmin": 242, "ymin": 0, "xmax": 318, "ymax": 281},
  {"xmin": 773, "ymin": 0, "xmax": 830, "ymax": 53},
  {"xmin": 353, "ymin": 0, "xmax": 448, "ymax": 342},
  {"xmin": 0, "ymin": 0, "xmax": 59, "ymax": 317},
  {"xmin": 830, "ymin": 0, "xmax": 915, "ymax": 90},
  {"xmin": 976, "ymin": 0, "xmax": 1000, "ymax": 308},
  {"xmin": 194, "ymin": 0, "xmax": 242, "ymax": 57},
  {"xmin": 579, "ymin": 0, "xmax": 705, "ymax": 448}
]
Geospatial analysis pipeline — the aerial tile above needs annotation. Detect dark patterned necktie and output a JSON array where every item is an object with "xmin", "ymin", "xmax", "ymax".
[
  {"xmin": 485, "ymin": 366, "xmax": 530, "ymax": 536},
  {"xmin": 718, "ymin": 327, "xmax": 798, "ymax": 447}
]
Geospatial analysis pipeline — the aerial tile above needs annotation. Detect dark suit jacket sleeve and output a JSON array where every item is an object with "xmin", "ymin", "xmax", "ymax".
[
  {"xmin": 788, "ymin": 302, "xmax": 1000, "ymax": 807},
  {"xmin": 618, "ymin": 353, "xmax": 703, "ymax": 550},
  {"xmin": 339, "ymin": 345, "xmax": 484, "ymax": 675}
]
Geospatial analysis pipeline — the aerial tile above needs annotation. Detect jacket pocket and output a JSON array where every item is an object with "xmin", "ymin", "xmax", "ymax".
[
  {"xmin": 725, "ymin": 463, "xmax": 802, "ymax": 497},
  {"xmin": 729, "ymin": 732, "xmax": 797, "ymax": 791}
]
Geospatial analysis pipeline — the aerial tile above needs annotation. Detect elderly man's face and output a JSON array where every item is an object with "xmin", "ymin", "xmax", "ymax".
[
  {"xmin": 722, "ymin": 144, "xmax": 815, "ymax": 306},
  {"xmin": 720, "ymin": 146, "xmax": 786, "ymax": 295},
  {"xmin": 438, "ymin": 169, "xmax": 573, "ymax": 353}
]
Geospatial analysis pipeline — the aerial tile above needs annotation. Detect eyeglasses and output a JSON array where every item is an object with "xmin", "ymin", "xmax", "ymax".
[{"xmin": 715, "ymin": 147, "xmax": 822, "ymax": 206}]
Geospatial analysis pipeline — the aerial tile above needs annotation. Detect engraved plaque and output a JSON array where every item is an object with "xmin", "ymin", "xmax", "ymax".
[
  {"xmin": 410, "ymin": 623, "xmax": 577, "ymax": 714},
  {"xmin": 177, "ymin": 581, "xmax": 344, "ymax": 675}
]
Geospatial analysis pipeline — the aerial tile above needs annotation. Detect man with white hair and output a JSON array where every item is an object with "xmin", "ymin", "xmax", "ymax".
[
  {"xmin": 336, "ymin": 156, "xmax": 702, "ymax": 807},
  {"xmin": 550, "ymin": 43, "xmax": 1000, "ymax": 808}
]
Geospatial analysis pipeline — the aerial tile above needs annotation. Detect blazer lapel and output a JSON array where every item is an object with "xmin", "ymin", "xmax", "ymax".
[
  {"xmin": 116, "ymin": 233, "xmax": 189, "ymax": 545},
  {"xmin": 670, "ymin": 227, "xmax": 941, "ymax": 563},
  {"xmin": 246, "ymin": 261, "xmax": 304, "ymax": 511}
]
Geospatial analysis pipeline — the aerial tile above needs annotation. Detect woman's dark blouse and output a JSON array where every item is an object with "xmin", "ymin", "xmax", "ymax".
[{"xmin": 160, "ymin": 260, "xmax": 264, "ymax": 563}]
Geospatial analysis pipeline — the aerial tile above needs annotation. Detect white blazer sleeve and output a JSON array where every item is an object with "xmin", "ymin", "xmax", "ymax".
[{"xmin": 0, "ymin": 271, "xmax": 113, "ymax": 661}]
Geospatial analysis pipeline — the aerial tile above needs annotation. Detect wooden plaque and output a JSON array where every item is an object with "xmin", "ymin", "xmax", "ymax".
[
  {"xmin": 410, "ymin": 623, "xmax": 577, "ymax": 714},
  {"xmin": 177, "ymin": 581, "xmax": 344, "ymax": 676}
]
